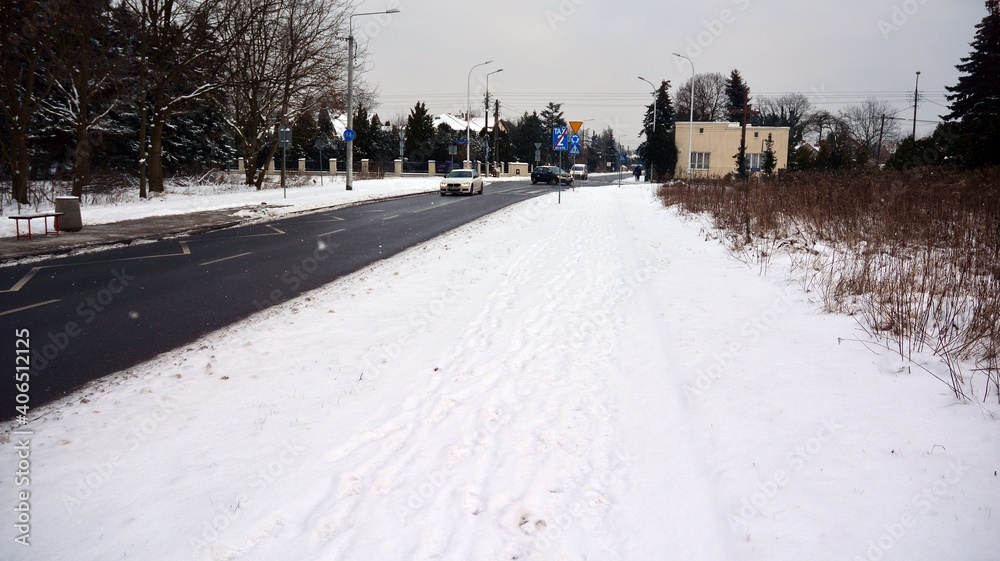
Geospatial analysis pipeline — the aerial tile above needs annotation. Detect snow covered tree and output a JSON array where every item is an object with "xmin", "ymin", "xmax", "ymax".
[
  {"xmin": 0, "ymin": 0, "xmax": 62, "ymax": 204},
  {"xmin": 216, "ymin": 0, "xmax": 350, "ymax": 189},
  {"xmin": 637, "ymin": 80, "xmax": 678, "ymax": 181},
  {"xmin": 40, "ymin": 0, "xmax": 122, "ymax": 196},
  {"xmin": 944, "ymin": 0, "xmax": 1000, "ymax": 167}
]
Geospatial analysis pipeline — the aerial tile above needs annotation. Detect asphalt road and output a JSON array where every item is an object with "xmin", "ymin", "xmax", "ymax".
[{"xmin": 0, "ymin": 179, "xmax": 588, "ymax": 421}]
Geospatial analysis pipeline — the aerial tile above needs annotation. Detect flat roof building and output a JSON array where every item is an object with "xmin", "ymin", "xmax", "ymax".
[{"xmin": 675, "ymin": 122, "xmax": 790, "ymax": 178}]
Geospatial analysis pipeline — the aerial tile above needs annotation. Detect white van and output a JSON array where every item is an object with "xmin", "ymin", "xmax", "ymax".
[{"xmin": 570, "ymin": 164, "xmax": 588, "ymax": 180}]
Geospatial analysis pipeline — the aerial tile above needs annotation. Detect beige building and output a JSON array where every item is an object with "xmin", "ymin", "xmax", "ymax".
[{"xmin": 674, "ymin": 122, "xmax": 790, "ymax": 178}]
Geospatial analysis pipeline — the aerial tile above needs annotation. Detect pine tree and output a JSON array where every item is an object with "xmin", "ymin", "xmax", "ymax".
[
  {"xmin": 725, "ymin": 70, "xmax": 752, "ymax": 123},
  {"xmin": 761, "ymin": 133, "xmax": 777, "ymax": 175},
  {"xmin": 404, "ymin": 101, "xmax": 435, "ymax": 161},
  {"xmin": 944, "ymin": 1, "xmax": 1000, "ymax": 167},
  {"xmin": 637, "ymin": 80, "xmax": 678, "ymax": 180}
]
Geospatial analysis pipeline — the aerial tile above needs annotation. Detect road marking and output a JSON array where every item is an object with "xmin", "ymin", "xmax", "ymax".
[
  {"xmin": 0, "ymin": 241, "xmax": 190, "ymax": 293},
  {"xmin": 0, "ymin": 299, "xmax": 61, "ymax": 317},
  {"xmin": 317, "ymin": 228, "xmax": 346, "ymax": 238},
  {"xmin": 0, "ymin": 267, "xmax": 43, "ymax": 293},
  {"xmin": 200, "ymin": 252, "xmax": 252, "ymax": 266},
  {"xmin": 298, "ymin": 215, "xmax": 345, "ymax": 223},
  {"xmin": 382, "ymin": 215, "xmax": 400, "ymax": 221}
]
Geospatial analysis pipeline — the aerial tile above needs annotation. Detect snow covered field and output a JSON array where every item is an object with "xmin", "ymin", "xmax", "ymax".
[{"xmin": 2, "ymin": 181, "xmax": 998, "ymax": 560}]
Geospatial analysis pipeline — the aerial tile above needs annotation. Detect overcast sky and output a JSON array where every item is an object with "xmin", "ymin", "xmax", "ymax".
[{"xmin": 353, "ymin": 0, "xmax": 987, "ymax": 145}]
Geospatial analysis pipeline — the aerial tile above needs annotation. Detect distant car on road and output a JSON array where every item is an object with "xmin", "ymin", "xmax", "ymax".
[
  {"xmin": 436, "ymin": 161, "xmax": 459, "ymax": 175},
  {"xmin": 531, "ymin": 165, "xmax": 573, "ymax": 186},
  {"xmin": 440, "ymin": 168, "xmax": 483, "ymax": 196},
  {"xmin": 570, "ymin": 164, "xmax": 588, "ymax": 180}
]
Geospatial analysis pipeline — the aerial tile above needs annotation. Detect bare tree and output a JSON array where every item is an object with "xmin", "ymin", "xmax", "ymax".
[
  {"xmin": 218, "ymin": 0, "xmax": 351, "ymax": 189},
  {"xmin": 758, "ymin": 93, "xmax": 813, "ymax": 145},
  {"xmin": 43, "ymin": 0, "xmax": 122, "ymax": 196},
  {"xmin": 0, "ymin": 0, "xmax": 61, "ymax": 204},
  {"xmin": 121, "ymin": 0, "xmax": 255, "ymax": 196},
  {"xmin": 674, "ymin": 72, "xmax": 728, "ymax": 122},
  {"xmin": 839, "ymin": 98, "xmax": 901, "ymax": 163}
]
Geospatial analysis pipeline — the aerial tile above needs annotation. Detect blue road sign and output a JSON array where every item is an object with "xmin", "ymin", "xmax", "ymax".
[
  {"xmin": 570, "ymin": 134, "xmax": 581, "ymax": 145},
  {"xmin": 569, "ymin": 145, "xmax": 581, "ymax": 156},
  {"xmin": 343, "ymin": 129, "xmax": 356, "ymax": 142},
  {"xmin": 552, "ymin": 127, "xmax": 569, "ymax": 151}
]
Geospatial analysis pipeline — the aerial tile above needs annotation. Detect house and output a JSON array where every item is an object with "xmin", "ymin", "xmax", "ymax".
[
  {"xmin": 674, "ymin": 122, "xmax": 790, "ymax": 178},
  {"xmin": 433, "ymin": 113, "xmax": 508, "ymax": 134}
]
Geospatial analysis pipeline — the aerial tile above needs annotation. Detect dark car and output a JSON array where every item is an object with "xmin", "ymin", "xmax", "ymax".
[
  {"xmin": 531, "ymin": 165, "xmax": 573, "ymax": 185},
  {"xmin": 436, "ymin": 161, "xmax": 459, "ymax": 175}
]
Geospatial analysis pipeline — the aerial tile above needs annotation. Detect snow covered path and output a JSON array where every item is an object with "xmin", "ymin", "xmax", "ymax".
[{"xmin": 3, "ymin": 184, "xmax": 998, "ymax": 561}]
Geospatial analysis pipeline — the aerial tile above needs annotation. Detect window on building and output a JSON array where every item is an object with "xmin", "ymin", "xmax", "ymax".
[
  {"xmin": 690, "ymin": 152, "xmax": 711, "ymax": 170},
  {"xmin": 698, "ymin": 127, "xmax": 704, "ymax": 134},
  {"xmin": 746, "ymin": 152, "xmax": 762, "ymax": 171},
  {"xmin": 753, "ymin": 132, "xmax": 760, "ymax": 139}
]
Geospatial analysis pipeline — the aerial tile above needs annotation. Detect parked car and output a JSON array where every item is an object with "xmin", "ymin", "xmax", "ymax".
[
  {"xmin": 570, "ymin": 164, "xmax": 588, "ymax": 180},
  {"xmin": 531, "ymin": 165, "xmax": 573, "ymax": 185},
  {"xmin": 439, "ymin": 168, "xmax": 483, "ymax": 196},
  {"xmin": 436, "ymin": 161, "xmax": 459, "ymax": 175}
]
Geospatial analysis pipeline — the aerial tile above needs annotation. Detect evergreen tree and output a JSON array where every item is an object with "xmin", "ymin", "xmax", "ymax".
[
  {"xmin": 586, "ymin": 131, "xmax": 602, "ymax": 171},
  {"xmin": 509, "ymin": 111, "xmax": 546, "ymax": 164},
  {"xmin": 291, "ymin": 110, "xmax": 321, "ymax": 164},
  {"xmin": 404, "ymin": 101, "xmax": 435, "ymax": 161},
  {"xmin": 540, "ymin": 102, "xmax": 566, "ymax": 163},
  {"xmin": 351, "ymin": 105, "xmax": 372, "ymax": 161},
  {"xmin": 636, "ymin": 80, "xmax": 678, "ymax": 181},
  {"xmin": 944, "ymin": 0, "xmax": 1000, "ymax": 167},
  {"xmin": 761, "ymin": 133, "xmax": 777, "ymax": 175},
  {"xmin": 725, "ymin": 69, "xmax": 752, "ymax": 123}
]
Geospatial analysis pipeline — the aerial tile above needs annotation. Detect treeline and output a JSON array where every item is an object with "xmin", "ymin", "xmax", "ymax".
[{"xmin": 1, "ymin": 0, "xmax": 355, "ymax": 201}]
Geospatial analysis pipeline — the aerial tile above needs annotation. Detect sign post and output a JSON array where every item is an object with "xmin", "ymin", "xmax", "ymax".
[{"xmin": 278, "ymin": 126, "xmax": 292, "ymax": 197}]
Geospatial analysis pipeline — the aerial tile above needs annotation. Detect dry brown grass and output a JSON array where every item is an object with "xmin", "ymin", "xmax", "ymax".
[{"xmin": 659, "ymin": 168, "xmax": 1000, "ymax": 402}]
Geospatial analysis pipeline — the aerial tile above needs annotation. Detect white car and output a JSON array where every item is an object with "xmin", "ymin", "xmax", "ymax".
[
  {"xmin": 570, "ymin": 164, "xmax": 588, "ymax": 180},
  {"xmin": 439, "ymin": 169, "xmax": 484, "ymax": 196}
]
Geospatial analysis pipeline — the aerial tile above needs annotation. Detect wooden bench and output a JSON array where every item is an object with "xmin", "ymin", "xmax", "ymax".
[{"xmin": 9, "ymin": 212, "xmax": 64, "ymax": 241}]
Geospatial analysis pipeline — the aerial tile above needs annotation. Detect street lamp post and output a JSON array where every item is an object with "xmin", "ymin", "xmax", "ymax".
[
  {"xmin": 673, "ymin": 53, "xmax": 695, "ymax": 180},
  {"xmin": 638, "ymin": 76, "xmax": 657, "ymax": 182},
  {"xmin": 485, "ymin": 68, "xmax": 503, "ymax": 174},
  {"xmin": 346, "ymin": 8, "xmax": 400, "ymax": 190},
  {"xmin": 912, "ymin": 70, "xmax": 921, "ymax": 140},
  {"xmin": 466, "ymin": 60, "xmax": 493, "ymax": 167}
]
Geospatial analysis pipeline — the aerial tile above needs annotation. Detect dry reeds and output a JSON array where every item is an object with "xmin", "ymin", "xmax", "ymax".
[{"xmin": 659, "ymin": 169, "xmax": 1000, "ymax": 402}]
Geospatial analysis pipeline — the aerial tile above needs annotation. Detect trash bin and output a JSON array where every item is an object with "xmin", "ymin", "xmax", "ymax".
[{"xmin": 55, "ymin": 196, "xmax": 82, "ymax": 232}]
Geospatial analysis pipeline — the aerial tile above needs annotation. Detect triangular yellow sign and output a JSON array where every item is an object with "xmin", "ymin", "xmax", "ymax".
[{"xmin": 569, "ymin": 121, "xmax": 583, "ymax": 134}]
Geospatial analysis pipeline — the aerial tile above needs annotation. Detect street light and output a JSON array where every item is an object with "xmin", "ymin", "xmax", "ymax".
[
  {"xmin": 638, "ymin": 76, "xmax": 657, "ymax": 182},
  {"xmin": 673, "ymin": 53, "xmax": 695, "ymax": 180},
  {"xmin": 485, "ymin": 68, "xmax": 503, "ymax": 172},
  {"xmin": 466, "ymin": 60, "xmax": 493, "ymax": 166},
  {"xmin": 912, "ymin": 70, "xmax": 921, "ymax": 140},
  {"xmin": 346, "ymin": 8, "xmax": 401, "ymax": 190}
]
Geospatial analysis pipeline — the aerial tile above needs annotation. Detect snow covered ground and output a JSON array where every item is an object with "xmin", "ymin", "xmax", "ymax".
[{"xmin": 2, "ymin": 181, "xmax": 998, "ymax": 560}]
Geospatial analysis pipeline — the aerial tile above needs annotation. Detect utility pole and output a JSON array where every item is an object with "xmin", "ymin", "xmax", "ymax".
[
  {"xmin": 912, "ymin": 71, "xmax": 921, "ymax": 140},
  {"xmin": 493, "ymin": 98, "xmax": 501, "ymax": 176},
  {"xmin": 877, "ymin": 114, "xmax": 887, "ymax": 165},
  {"xmin": 730, "ymin": 90, "xmax": 760, "ymax": 181}
]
